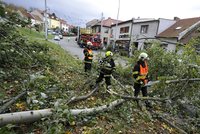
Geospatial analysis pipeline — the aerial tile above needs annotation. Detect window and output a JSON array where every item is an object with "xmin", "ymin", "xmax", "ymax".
[
  {"xmin": 140, "ymin": 25, "xmax": 149, "ymax": 34},
  {"xmin": 104, "ymin": 29, "xmax": 108, "ymax": 33},
  {"xmin": 120, "ymin": 26, "xmax": 129, "ymax": 33}
]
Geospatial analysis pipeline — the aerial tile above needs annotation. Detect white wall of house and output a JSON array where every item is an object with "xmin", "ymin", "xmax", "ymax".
[
  {"xmin": 105, "ymin": 19, "xmax": 177, "ymax": 51},
  {"xmin": 131, "ymin": 20, "xmax": 159, "ymax": 40},
  {"xmin": 61, "ymin": 23, "xmax": 69, "ymax": 32},
  {"xmin": 30, "ymin": 19, "xmax": 36, "ymax": 26},
  {"xmin": 158, "ymin": 37, "xmax": 177, "ymax": 51},
  {"xmin": 118, "ymin": 22, "xmax": 132, "ymax": 39},
  {"xmin": 109, "ymin": 21, "xmax": 132, "ymax": 44},
  {"xmin": 157, "ymin": 18, "xmax": 176, "ymax": 34}
]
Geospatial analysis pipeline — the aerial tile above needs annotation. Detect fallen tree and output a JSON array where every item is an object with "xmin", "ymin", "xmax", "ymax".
[
  {"xmin": 144, "ymin": 78, "xmax": 200, "ymax": 87},
  {"xmin": 0, "ymin": 99, "xmax": 125, "ymax": 127}
]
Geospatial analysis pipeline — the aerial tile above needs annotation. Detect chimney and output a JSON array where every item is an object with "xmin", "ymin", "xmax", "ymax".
[{"xmin": 174, "ymin": 17, "xmax": 180, "ymax": 21}]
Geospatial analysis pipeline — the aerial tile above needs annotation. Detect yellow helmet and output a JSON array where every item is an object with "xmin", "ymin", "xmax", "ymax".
[{"xmin": 105, "ymin": 51, "xmax": 113, "ymax": 57}]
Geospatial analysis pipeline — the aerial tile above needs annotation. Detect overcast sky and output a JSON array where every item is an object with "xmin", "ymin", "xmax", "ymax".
[{"xmin": 3, "ymin": 0, "xmax": 200, "ymax": 27}]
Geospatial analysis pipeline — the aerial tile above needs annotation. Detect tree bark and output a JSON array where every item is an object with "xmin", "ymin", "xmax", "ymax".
[{"xmin": 0, "ymin": 99, "xmax": 125, "ymax": 127}]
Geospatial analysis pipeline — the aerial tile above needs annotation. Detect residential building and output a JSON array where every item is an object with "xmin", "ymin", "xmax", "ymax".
[
  {"xmin": 88, "ymin": 17, "xmax": 122, "ymax": 47},
  {"xmin": 60, "ymin": 19, "xmax": 69, "ymax": 32},
  {"xmin": 86, "ymin": 19, "xmax": 99, "ymax": 28},
  {"xmin": 110, "ymin": 18, "xmax": 176, "ymax": 54},
  {"xmin": 47, "ymin": 13, "xmax": 60, "ymax": 29},
  {"xmin": 110, "ymin": 19, "xmax": 132, "ymax": 49},
  {"xmin": 156, "ymin": 17, "xmax": 200, "ymax": 51},
  {"xmin": 31, "ymin": 14, "xmax": 43, "ymax": 25},
  {"xmin": 17, "ymin": 9, "xmax": 35, "ymax": 26},
  {"xmin": 30, "ymin": 9, "xmax": 43, "ymax": 21}
]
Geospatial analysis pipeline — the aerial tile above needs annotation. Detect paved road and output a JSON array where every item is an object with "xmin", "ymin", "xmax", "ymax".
[
  {"xmin": 51, "ymin": 37, "xmax": 104, "ymax": 60},
  {"xmin": 51, "ymin": 37, "xmax": 128, "ymax": 66}
]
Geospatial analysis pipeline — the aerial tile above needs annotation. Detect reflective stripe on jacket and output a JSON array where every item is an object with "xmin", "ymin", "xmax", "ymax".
[
  {"xmin": 87, "ymin": 49, "xmax": 93, "ymax": 60},
  {"xmin": 132, "ymin": 60, "xmax": 148, "ymax": 84},
  {"xmin": 139, "ymin": 61, "xmax": 148, "ymax": 79}
]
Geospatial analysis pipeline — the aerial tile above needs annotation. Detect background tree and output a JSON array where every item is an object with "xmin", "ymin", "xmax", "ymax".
[{"xmin": 0, "ymin": 5, "xmax": 5, "ymax": 17}]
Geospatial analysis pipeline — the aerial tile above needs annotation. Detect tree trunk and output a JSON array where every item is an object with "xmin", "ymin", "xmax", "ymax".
[{"xmin": 0, "ymin": 99, "xmax": 125, "ymax": 127}]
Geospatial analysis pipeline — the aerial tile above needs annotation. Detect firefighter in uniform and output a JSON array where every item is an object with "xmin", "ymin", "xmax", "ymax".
[
  {"xmin": 96, "ymin": 51, "xmax": 116, "ymax": 91},
  {"xmin": 132, "ymin": 52, "xmax": 152, "ymax": 107},
  {"xmin": 83, "ymin": 41, "xmax": 93, "ymax": 72}
]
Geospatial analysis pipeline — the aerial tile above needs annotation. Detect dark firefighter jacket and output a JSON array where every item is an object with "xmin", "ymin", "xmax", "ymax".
[
  {"xmin": 99, "ymin": 57, "xmax": 116, "ymax": 75},
  {"xmin": 83, "ymin": 48, "xmax": 93, "ymax": 63}
]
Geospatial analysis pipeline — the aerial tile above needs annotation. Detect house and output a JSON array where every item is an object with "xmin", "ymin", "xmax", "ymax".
[
  {"xmin": 60, "ymin": 19, "xmax": 69, "ymax": 32},
  {"xmin": 110, "ymin": 19, "xmax": 133, "ymax": 50},
  {"xmin": 17, "ymin": 9, "xmax": 35, "ymax": 26},
  {"xmin": 88, "ymin": 17, "xmax": 122, "ymax": 47},
  {"xmin": 156, "ymin": 17, "xmax": 200, "ymax": 51},
  {"xmin": 110, "ymin": 18, "xmax": 176, "ymax": 52},
  {"xmin": 30, "ymin": 9, "xmax": 43, "ymax": 21},
  {"xmin": 31, "ymin": 14, "xmax": 43, "ymax": 25},
  {"xmin": 48, "ymin": 13, "xmax": 60, "ymax": 29},
  {"xmin": 86, "ymin": 19, "xmax": 99, "ymax": 28}
]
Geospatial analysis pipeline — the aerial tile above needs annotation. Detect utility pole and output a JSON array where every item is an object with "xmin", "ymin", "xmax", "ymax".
[
  {"xmin": 77, "ymin": 26, "xmax": 80, "ymax": 41},
  {"xmin": 113, "ymin": 0, "xmax": 120, "ymax": 51},
  {"xmin": 44, "ymin": 0, "xmax": 48, "ymax": 40},
  {"xmin": 100, "ymin": 12, "xmax": 104, "ymax": 49},
  {"xmin": 128, "ymin": 18, "xmax": 134, "ymax": 57}
]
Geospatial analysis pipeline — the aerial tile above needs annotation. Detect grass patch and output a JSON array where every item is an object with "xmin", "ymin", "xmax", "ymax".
[{"xmin": 17, "ymin": 27, "xmax": 53, "ymax": 40}]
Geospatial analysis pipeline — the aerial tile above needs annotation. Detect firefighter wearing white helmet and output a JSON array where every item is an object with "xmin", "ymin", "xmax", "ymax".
[
  {"xmin": 138, "ymin": 52, "xmax": 149, "ymax": 60},
  {"xmin": 96, "ymin": 51, "xmax": 116, "ymax": 92},
  {"xmin": 132, "ymin": 52, "xmax": 152, "ymax": 108},
  {"xmin": 83, "ymin": 41, "xmax": 93, "ymax": 72}
]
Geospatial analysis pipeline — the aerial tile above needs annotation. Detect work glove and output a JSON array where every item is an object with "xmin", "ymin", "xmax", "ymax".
[{"xmin": 98, "ymin": 59, "xmax": 103, "ymax": 64}]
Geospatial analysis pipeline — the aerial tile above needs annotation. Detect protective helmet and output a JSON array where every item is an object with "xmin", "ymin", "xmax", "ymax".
[
  {"xmin": 87, "ymin": 41, "xmax": 92, "ymax": 46},
  {"xmin": 139, "ymin": 52, "xmax": 149, "ymax": 60},
  {"xmin": 105, "ymin": 51, "xmax": 113, "ymax": 57}
]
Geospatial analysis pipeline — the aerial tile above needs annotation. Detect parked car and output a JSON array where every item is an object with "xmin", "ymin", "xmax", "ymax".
[
  {"xmin": 52, "ymin": 31, "xmax": 57, "ymax": 35},
  {"xmin": 54, "ymin": 35, "xmax": 60, "ymax": 41},
  {"xmin": 59, "ymin": 34, "xmax": 63, "ymax": 39}
]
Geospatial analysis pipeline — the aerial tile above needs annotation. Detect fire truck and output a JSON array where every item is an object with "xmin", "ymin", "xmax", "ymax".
[{"xmin": 77, "ymin": 28, "xmax": 102, "ymax": 50}]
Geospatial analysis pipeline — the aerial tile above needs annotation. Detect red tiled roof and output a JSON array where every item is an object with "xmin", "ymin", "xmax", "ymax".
[
  {"xmin": 157, "ymin": 17, "xmax": 200, "ymax": 38},
  {"xmin": 103, "ymin": 17, "xmax": 122, "ymax": 27},
  {"xmin": 60, "ymin": 19, "xmax": 67, "ymax": 24},
  {"xmin": 93, "ymin": 17, "xmax": 122, "ymax": 27},
  {"xmin": 32, "ymin": 14, "xmax": 42, "ymax": 21},
  {"xmin": 19, "ymin": 9, "xmax": 34, "ymax": 19}
]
